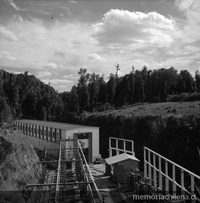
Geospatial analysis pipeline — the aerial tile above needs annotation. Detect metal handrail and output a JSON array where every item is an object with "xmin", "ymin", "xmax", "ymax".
[
  {"xmin": 77, "ymin": 140, "xmax": 102, "ymax": 202},
  {"xmin": 144, "ymin": 147, "xmax": 200, "ymax": 203},
  {"xmin": 145, "ymin": 147, "xmax": 200, "ymax": 179},
  {"xmin": 109, "ymin": 137, "xmax": 135, "ymax": 157},
  {"xmin": 55, "ymin": 141, "xmax": 62, "ymax": 202}
]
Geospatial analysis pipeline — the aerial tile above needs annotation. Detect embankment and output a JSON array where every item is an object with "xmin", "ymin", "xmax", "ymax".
[
  {"xmin": 77, "ymin": 102, "xmax": 200, "ymax": 175},
  {"xmin": 0, "ymin": 128, "xmax": 42, "ymax": 203}
]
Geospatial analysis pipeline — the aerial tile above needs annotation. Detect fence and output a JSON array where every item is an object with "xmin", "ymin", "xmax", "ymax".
[
  {"xmin": 144, "ymin": 147, "xmax": 200, "ymax": 203},
  {"xmin": 109, "ymin": 137, "xmax": 135, "ymax": 157}
]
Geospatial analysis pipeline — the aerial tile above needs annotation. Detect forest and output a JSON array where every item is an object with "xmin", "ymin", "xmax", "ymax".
[
  {"xmin": 1, "ymin": 65, "xmax": 200, "ymax": 124},
  {"xmin": 1, "ymin": 66, "xmax": 200, "ymax": 177}
]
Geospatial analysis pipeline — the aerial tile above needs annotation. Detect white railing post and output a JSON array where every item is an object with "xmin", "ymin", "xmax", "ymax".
[
  {"xmin": 55, "ymin": 141, "xmax": 62, "ymax": 202},
  {"xmin": 172, "ymin": 164, "xmax": 176, "ymax": 195},
  {"xmin": 159, "ymin": 156, "xmax": 162, "ymax": 190},
  {"xmin": 181, "ymin": 170, "xmax": 185, "ymax": 203},
  {"xmin": 116, "ymin": 139, "xmax": 119, "ymax": 155},
  {"xmin": 109, "ymin": 137, "xmax": 135, "ymax": 156},
  {"xmin": 148, "ymin": 150, "xmax": 152, "ymax": 182},
  {"xmin": 144, "ymin": 147, "xmax": 200, "ymax": 202},
  {"xmin": 144, "ymin": 148, "xmax": 147, "ymax": 178},
  {"xmin": 191, "ymin": 175, "xmax": 195, "ymax": 203},
  {"xmin": 109, "ymin": 138, "xmax": 112, "ymax": 157},
  {"xmin": 132, "ymin": 140, "xmax": 134, "ymax": 155},
  {"xmin": 153, "ymin": 154, "xmax": 157, "ymax": 190},
  {"xmin": 165, "ymin": 161, "xmax": 169, "ymax": 194}
]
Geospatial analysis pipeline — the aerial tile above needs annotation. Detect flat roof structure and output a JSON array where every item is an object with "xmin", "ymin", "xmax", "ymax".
[
  {"xmin": 15, "ymin": 119, "xmax": 101, "ymax": 163},
  {"xmin": 105, "ymin": 153, "xmax": 140, "ymax": 165},
  {"xmin": 17, "ymin": 119, "xmax": 99, "ymax": 131}
]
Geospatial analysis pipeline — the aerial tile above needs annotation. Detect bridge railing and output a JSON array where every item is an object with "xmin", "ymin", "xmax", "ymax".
[
  {"xmin": 77, "ymin": 140, "xmax": 102, "ymax": 203},
  {"xmin": 109, "ymin": 136, "xmax": 135, "ymax": 157},
  {"xmin": 144, "ymin": 147, "xmax": 200, "ymax": 203}
]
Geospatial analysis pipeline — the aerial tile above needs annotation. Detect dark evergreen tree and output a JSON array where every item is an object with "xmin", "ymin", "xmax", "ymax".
[
  {"xmin": 98, "ymin": 76, "xmax": 107, "ymax": 104},
  {"xmin": 134, "ymin": 70, "xmax": 145, "ymax": 102},
  {"xmin": 88, "ymin": 73, "xmax": 100, "ymax": 107},
  {"xmin": 176, "ymin": 70, "xmax": 195, "ymax": 93},
  {"xmin": 128, "ymin": 66, "xmax": 135, "ymax": 104},
  {"xmin": 145, "ymin": 70, "xmax": 152, "ymax": 102},
  {"xmin": 195, "ymin": 70, "xmax": 200, "ymax": 93},
  {"xmin": 0, "ymin": 96, "xmax": 11, "ymax": 124},
  {"xmin": 107, "ymin": 74, "xmax": 116, "ymax": 105},
  {"xmin": 118, "ymin": 75, "xmax": 130, "ymax": 106},
  {"xmin": 68, "ymin": 86, "xmax": 79, "ymax": 114},
  {"xmin": 77, "ymin": 68, "xmax": 90, "ymax": 112}
]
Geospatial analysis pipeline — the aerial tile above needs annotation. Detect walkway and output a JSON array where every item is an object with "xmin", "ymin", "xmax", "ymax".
[{"xmin": 90, "ymin": 164, "xmax": 134, "ymax": 203}]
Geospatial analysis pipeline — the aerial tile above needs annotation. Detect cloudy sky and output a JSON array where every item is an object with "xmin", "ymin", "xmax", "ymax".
[{"xmin": 0, "ymin": 0, "xmax": 200, "ymax": 92}]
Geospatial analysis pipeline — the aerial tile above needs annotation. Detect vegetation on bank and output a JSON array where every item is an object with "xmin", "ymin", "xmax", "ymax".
[
  {"xmin": 77, "ymin": 102, "xmax": 200, "ymax": 176},
  {"xmin": 0, "ymin": 128, "xmax": 42, "ymax": 202},
  {"xmin": 167, "ymin": 92, "xmax": 200, "ymax": 102}
]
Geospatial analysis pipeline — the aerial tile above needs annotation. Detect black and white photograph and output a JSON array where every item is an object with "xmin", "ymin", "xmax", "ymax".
[{"xmin": 0, "ymin": 0, "xmax": 200, "ymax": 202}]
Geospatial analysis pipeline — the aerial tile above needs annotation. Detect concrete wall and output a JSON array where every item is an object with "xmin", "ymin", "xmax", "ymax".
[
  {"xmin": 15, "ymin": 122, "xmax": 60, "ymax": 156},
  {"xmin": 15, "ymin": 121, "xmax": 100, "ymax": 162},
  {"xmin": 25, "ymin": 135, "xmax": 59, "ymax": 156},
  {"xmin": 65, "ymin": 127, "xmax": 101, "ymax": 162}
]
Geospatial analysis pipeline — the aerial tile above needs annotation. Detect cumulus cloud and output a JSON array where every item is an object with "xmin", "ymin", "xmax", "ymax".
[
  {"xmin": 46, "ymin": 63, "xmax": 58, "ymax": 69},
  {"xmin": 55, "ymin": 51, "xmax": 65, "ymax": 58},
  {"xmin": 3, "ymin": 2, "xmax": 200, "ymax": 91},
  {"xmin": 88, "ymin": 53, "xmax": 108, "ymax": 63},
  {"xmin": 92, "ymin": 9, "xmax": 180, "ymax": 48},
  {"xmin": 0, "ymin": 11, "xmax": 96, "ymax": 72},
  {"xmin": 175, "ymin": 0, "xmax": 200, "ymax": 23},
  {"xmin": 69, "ymin": 0, "xmax": 78, "ymax": 4},
  {"xmin": 175, "ymin": 0, "xmax": 200, "ymax": 43},
  {"xmin": 0, "ymin": 25, "xmax": 18, "ymax": 41},
  {"xmin": 7, "ymin": 0, "xmax": 20, "ymax": 11},
  {"xmin": 27, "ymin": 14, "xmax": 43, "ymax": 24},
  {"xmin": 55, "ymin": 85, "xmax": 67, "ymax": 88},
  {"xmin": 41, "ymin": 78, "xmax": 73, "ymax": 84},
  {"xmin": 175, "ymin": 0, "xmax": 194, "ymax": 11},
  {"xmin": 36, "ymin": 71, "xmax": 52, "ymax": 78},
  {"xmin": 0, "ymin": 51, "xmax": 17, "ymax": 60},
  {"xmin": 63, "ymin": 74, "xmax": 79, "ymax": 79},
  {"xmin": 7, "ymin": 0, "xmax": 28, "ymax": 11},
  {"xmin": 12, "ymin": 15, "xmax": 23, "ymax": 23}
]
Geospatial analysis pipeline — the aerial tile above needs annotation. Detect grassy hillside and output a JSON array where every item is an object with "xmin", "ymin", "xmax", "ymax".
[
  {"xmin": 90, "ymin": 101, "xmax": 200, "ymax": 117},
  {"xmin": 77, "ymin": 101, "xmax": 200, "ymax": 175},
  {"xmin": 0, "ymin": 128, "xmax": 42, "ymax": 203}
]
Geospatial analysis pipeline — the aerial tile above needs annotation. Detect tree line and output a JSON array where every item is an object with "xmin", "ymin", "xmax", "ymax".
[
  {"xmin": 60, "ymin": 66, "xmax": 200, "ymax": 120},
  {"xmin": 0, "ymin": 70, "xmax": 63, "ymax": 124},
  {"xmin": 0, "ymin": 66, "xmax": 200, "ymax": 124}
]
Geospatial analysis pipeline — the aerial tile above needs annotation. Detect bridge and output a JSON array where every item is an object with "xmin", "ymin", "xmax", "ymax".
[
  {"xmin": 23, "ymin": 138, "xmax": 102, "ymax": 203},
  {"xmin": 15, "ymin": 120, "xmax": 200, "ymax": 203}
]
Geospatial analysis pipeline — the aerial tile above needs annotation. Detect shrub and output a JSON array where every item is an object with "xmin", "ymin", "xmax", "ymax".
[
  {"xmin": 0, "ymin": 96, "xmax": 12, "ymax": 126},
  {"xmin": 0, "ymin": 136, "xmax": 13, "ymax": 163},
  {"xmin": 167, "ymin": 92, "xmax": 200, "ymax": 102},
  {"xmin": 185, "ymin": 92, "xmax": 200, "ymax": 101},
  {"xmin": 96, "ymin": 103, "xmax": 115, "ymax": 112}
]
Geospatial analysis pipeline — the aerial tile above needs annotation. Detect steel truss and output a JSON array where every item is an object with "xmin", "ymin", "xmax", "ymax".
[{"xmin": 25, "ymin": 139, "xmax": 102, "ymax": 203}]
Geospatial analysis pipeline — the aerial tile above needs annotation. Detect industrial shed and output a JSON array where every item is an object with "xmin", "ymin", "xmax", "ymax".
[
  {"xmin": 105, "ymin": 153, "xmax": 140, "ymax": 184},
  {"xmin": 15, "ymin": 119, "xmax": 101, "ymax": 163}
]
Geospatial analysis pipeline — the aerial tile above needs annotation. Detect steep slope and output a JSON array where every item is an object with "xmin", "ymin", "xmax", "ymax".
[{"xmin": 0, "ymin": 129, "xmax": 42, "ymax": 203}]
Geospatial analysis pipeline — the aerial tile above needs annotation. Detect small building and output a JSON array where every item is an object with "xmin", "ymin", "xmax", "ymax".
[
  {"xmin": 105, "ymin": 153, "xmax": 140, "ymax": 184},
  {"xmin": 15, "ymin": 119, "xmax": 101, "ymax": 163}
]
